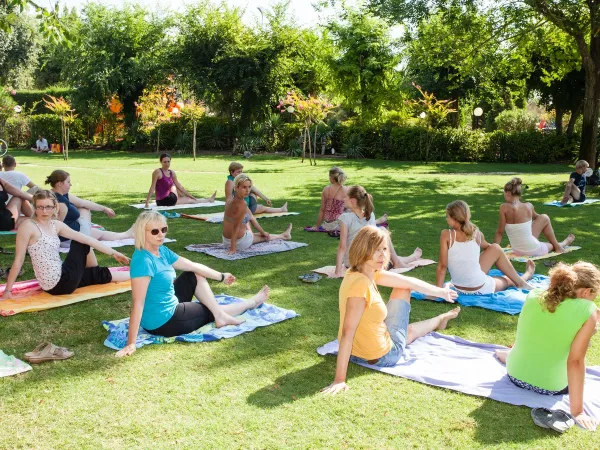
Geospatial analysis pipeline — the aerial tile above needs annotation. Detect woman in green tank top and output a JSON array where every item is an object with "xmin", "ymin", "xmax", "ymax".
[{"xmin": 495, "ymin": 262, "xmax": 600, "ymax": 431}]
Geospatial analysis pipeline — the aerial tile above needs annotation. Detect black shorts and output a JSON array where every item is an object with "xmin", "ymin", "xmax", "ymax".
[
  {"xmin": 146, "ymin": 271, "xmax": 214, "ymax": 337},
  {"xmin": 46, "ymin": 241, "xmax": 113, "ymax": 295},
  {"xmin": 0, "ymin": 209, "xmax": 15, "ymax": 231},
  {"xmin": 156, "ymin": 192, "xmax": 177, "ymax": 207}
]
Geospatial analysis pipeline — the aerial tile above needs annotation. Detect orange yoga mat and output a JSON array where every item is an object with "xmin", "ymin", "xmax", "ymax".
[{"xmin": 0, "ymin": 281, "xmax": 131, "ymax": 316}]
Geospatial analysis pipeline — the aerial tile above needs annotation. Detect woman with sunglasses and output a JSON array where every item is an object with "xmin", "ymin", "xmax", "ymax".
[
  {"xmin": 2, "ymin": 190, "xmax": 131, "ymax": 299},
  {"xmin": 115, "ymin": 211, "xmax": 270, "ymax": 357}
]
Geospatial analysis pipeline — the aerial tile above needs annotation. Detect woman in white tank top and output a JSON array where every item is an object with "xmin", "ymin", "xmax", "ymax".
[
  {"xmin": 437, "ymin": 201, "xmax": 535, "ymax": 295},
  {"xmin": 494, "ymin": 178, "xmax": 575, "ymax": 256}
]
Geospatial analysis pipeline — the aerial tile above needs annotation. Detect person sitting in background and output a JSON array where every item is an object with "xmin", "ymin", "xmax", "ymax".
[
  {"xmin": 225, "ymin": 161, "xmax": 287, "ymax": 214},
  {"xmin": 0, "ymin": 155, "xmax": 38, "ymax": 217},
  {"xmin": 32, "ymin": 135, "xmax": 49, "ymax": 153}
]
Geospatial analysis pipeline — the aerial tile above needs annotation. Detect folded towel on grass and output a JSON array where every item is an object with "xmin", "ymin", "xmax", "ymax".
[
  {"xmin": 412, "ymin": 269, "xmax": 549, "ymax": 315},
  {"xmin": 130, "ymin": 201, "xmax": 225, "ymax": 211},
  {"xmin": 59, "ymin": 237, "xmax": 176, "ymax": 253},
  {"xmin": 313, "ymin": 259, "xmax": 436, "ymax": 279},
  {"xmin": 0, "ymin": 267, "xmax": 130, "ymax": 316},
  {"xmin": 318, "ymin": 332, "xmax": 600, "ymax": 420},
  {"xmin": 186, "ymin": 240, "xmax": 308, "ymax": 260},
  {"xmin": 183, "ymin": 211, "xmax": 299, "ymax": 224},
  {"xmin": 543, "ymin": 199, "xmax": 600, "ymax": 207},
  {"xmin": 103, "ymin": 294, "xmax": 299, "ymax": 350},
  {"xmin": 503, "ymin": 246, "xmax": 580, "ymax": 262},
  {"xmin": 0, "ymin": 350, "xmax": 32, "ymax": 377}
]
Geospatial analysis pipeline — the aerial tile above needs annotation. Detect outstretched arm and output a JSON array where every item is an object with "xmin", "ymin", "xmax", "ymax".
[
  {"xmin": 115, "ymin": 276, "xmax": 149, "ymax": 357},
  {"xmin": 377, "ymin": 271, "xmax": 457, "ymax": 303},
  {"xmin": 1, "ymin": 227, "xmax": 31, "ymax": 298},
  {"xmin": 251, "ymin": 185, "xmax": 271, "ymax": 205},
  {"xmin": 172, "ymin": 256, "xmax": 235, "ymax": 284},
  {"xmin": 145, "ymin": 170, "xmax": 160, "ymax": 207},
  {"xmin": 321, "ymin": 296, "xmax": 365, "ymax": 394},
  {"xmin": 69, "ymin": 194, "xmax": 115, "ymax": 218},
  {"xmin": 315, "ymin": 188, "xmax": 327, "ymax": 228},
  {"xmin": 2, "ymin": 182, "xmax": 33, "ymax": 202},
  {"xmin": 494, "ymin": 208, "xmax": 506, "ymax": 245},
  {"xmin": 436, "ymin": 230, "xmax": 449, "ymax": 287},
  {"xmin": 225, "ymin": 180, "xmax": 234, "ymax": 199},
  {"xmin": 335, "ymin": 222, "xmax": 348, "ymax": 277},
  {"xmin": 56, "ymin": 222, "xmax": 130, "ymax": 264}
]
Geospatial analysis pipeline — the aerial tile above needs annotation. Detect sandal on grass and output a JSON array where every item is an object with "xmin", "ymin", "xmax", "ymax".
[
  {"xmin": 327, "ymin": 230, "xmax": 340, "ymax": 238},
  {"xmin": 544, "ymin": 260, "xmax": 558, "ymax": 268},
  {"xmin": 298, "ymin": 273, "xmax": 322, "ymax": 283},
  {"xmin": 531, "ymin": 408, "xmax": 575, "ymax": 433},
  {"xmin": 24, "ymin": 342, "xmax": 74, "ymax": 364}
]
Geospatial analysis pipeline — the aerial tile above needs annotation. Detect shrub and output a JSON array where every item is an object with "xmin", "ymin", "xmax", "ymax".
[
  {"xmin": 494, "ymin": 109, "xmax": 538, "ymax": 133},
  {"xmin": 28, "ymin": 114, "xmax": 85, "ymax": 148},
  {"xmin": 12, "ymin": 88, "xmax": 75, "ymax": 115}
]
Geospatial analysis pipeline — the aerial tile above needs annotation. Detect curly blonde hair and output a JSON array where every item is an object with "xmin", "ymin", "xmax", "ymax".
[{"xmin": 541, "ymin": 261, "xmax": 600, "ymax": 312}]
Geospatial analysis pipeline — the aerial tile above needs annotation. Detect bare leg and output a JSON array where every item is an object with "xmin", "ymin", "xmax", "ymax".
[
  {"xmin": 388, "ymin": 236, "xmax": 422, "ymax": 268},
  {"xmin": 176, "ymin": 190, "xmax": 217, "ymax": 205},
  {"xmin": 252, "ymin": 223, "xmax": 292, "ymax": 244},
  {"xmin": 479, "ymin": 244, "xmax": 535, "ymax": 290},
  {"xmin": 255, "ymin": 201, "xmax": 288, "ymax": 214},
  {"xmin": 91, "ymin": 225, "xmax": 134, "ymax": 241},
  {"xmin": 531, "ymin": 214, "xmax": 565, "ymax": 252},
  {"xmin": 220, "ymin": 285, "xmax": 270, "ymax": 316},
  {"xmin": 110, "ymin": 270, "xmax": 130, "ymax": 282},
  {"xmin": 192, "ymin": 273, "xmax": 244, "ymax": 327},
  {"xmin": 21, "ymin": 200, "xmax": 34, "ymax": 217},
  {"xmin": 375, "ymin": 213, "xmax": 388, "ymax": 225},
  {"xmin": 495, "ymin": 349, "xmax": 510, "ymax": 364},
  {"xmin": 561, "ymin": 182, "xmax": 581, "ymax": 204}
]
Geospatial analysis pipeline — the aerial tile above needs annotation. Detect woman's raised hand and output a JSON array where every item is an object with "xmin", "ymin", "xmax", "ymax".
[
  {"xmin": 112, "ymin": 251, "xmax": 131, "ymax": 265},
  {"xmin": 115, "ymin": 343, "xmax": 136, "ymax": 358},
  {"xmin": 222, "ymin": 273, "xmax": 236, "ymax": 285}
]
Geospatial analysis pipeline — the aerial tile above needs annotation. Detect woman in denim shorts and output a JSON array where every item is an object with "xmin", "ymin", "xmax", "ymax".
[{"xmin": 322, "ymin": 226, "xmax": 460, "ymax": 394}]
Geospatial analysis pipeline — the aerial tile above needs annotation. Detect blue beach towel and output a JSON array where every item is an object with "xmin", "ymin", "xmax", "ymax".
[
  {"xmin": 102, "ymin": 294, "xmax": 299, "ymax": 350},
  {"xmin": 543, "ymin": 199, "xmax": 599, "ymax": 207},
  {"xmin": 318, "ymin": 333, "xmax": 600, "ymax": 423},
  {"xmin": 411, "ymin": 269, "xmax": 549, "ymax": 315}
]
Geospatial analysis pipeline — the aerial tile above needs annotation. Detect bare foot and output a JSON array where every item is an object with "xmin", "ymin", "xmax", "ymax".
[
  {"xmin": 562, "ymin": 233, "xmax": 575, "ymax": 248},
  {"xmin": 437, "ymin": 307, "xmax": 461, "ymax": 331},
  {"xmin": 125, "ymin": 225, "xmax": 135, "ymax": 239},
  {"xmin": 560, "ymin": 193, "xmax": 571, "ymax": 205},
  {"xmin": 248, "ymin": 285, "xmax": 270, "ymax": 308},
  {"xmin": 281, "ymin": 223, "xmax": 292, "ymax": 240},
  {"xmin": 406, "ymin": 247, "xmax": 422, "ymax": 263},
  {"xmin": 280, "ymin": 202, "xmax": 288, "ymax": 213},
  {"xmin": 208, "ymin": 191, "xmax": 217, "ymax": 202},
  {"xmin": 518, "ymin": 260, "xmax": 536, "ymax": 289},
  {"xmin": 495, "ymin": 349, "xmax": 509, "ymax": 364},
  {"xmin": 377, "ymin": 213, "xmax": 388, "ymax": 224},
  {"xmin": 394, "ymin": 248, "xmax": 423, "ymax": 268},
  {"xmin": 214, "ymin": 313, "xmax": 244, "ymax": 328}
]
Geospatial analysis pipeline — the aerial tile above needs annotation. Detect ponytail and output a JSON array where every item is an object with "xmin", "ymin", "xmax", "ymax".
[
  {"xmin": 347, "ymin": 185, "xmax": 373, "ymax": 220},
  {"xmin": 446, "ymin": 200, "xmax": 477, "ymax": 241},
  {"xmin": 45, "ymin": 170, "xmax": 69, "ymax": 187}
]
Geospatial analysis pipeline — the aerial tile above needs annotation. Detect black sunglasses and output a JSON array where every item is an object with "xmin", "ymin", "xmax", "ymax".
[{"xmin": 150, "ymin": 227, "xmax": 168, "ymax": 235}]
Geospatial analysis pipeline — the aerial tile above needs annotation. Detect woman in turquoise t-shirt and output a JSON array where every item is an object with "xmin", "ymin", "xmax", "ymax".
[
  {"xmin": 115, "ymin": 211, "xmax": 271, "ymax": 357},
  {"xmin": 496, "ymin": 262, "xmax": 600, "ymax": 431}
]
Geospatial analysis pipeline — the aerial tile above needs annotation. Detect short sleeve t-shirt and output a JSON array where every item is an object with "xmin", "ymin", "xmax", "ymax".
[
  {"xmin": 506, "ymin": 290, "xmax": 597, "ymax": 391},
  {"xmin": 36, "ymin": 139, "xmax": 48, "ymax": 150},
  {"xmin": 338, "ymin": 211, "xmax": 376, "ymax": 266},
  {"xmin": 338, "ymin": 270, "xmax": 392, "ymax": 360},
  {"xmin": 0, "ymin": 171, "xmax": 30, "ymax": 201},
  {"xmin": 130, "ymin": 246, "xmax": 180, "ymax": 330},
  {"xmin": 570, "ymin": 171, "xmax": 587, "ymax": 201}
]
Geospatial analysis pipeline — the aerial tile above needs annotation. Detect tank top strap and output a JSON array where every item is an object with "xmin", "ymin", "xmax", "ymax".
[
  {"xmin": 30, "ymin": 219, "xmax": 43, "ymax": 233},
  {"xmin": 448, "ymin": 229, "xmax": 455, "ymax": 247},
  {"xmin": 475, "ymin": 229, "xmax": 481, "ymax": 245}
]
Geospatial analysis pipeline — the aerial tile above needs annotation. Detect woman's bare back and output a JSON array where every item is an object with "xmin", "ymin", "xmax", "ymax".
[{"xmin": 502, "ymin": 202, "xmax": 534, "ymax": 225}]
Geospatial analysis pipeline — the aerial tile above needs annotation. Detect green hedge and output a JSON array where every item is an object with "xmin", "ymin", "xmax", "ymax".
[
  {"xmin": 144, "ymin": 116, "xmax": 232, "ymax": 152},
  {"xmin": 12, "ymin": 88, "xmax": 75, "ymax": 115},
  {"xmin": 27, "ymin": 114, "xmax": 86, "ymax": 148},
  {"xmin": 333, "ymin": 122, "xmax": 576, "ymax": 163}
]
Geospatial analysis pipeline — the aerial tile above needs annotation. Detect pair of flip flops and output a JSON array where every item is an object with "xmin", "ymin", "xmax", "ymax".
[
  {"xmin": 298, "ymin": 273, "xmax": 322, "ymax": 283},
  {"xmin": 0, "ymin": 266, "xmax": 25, "ymax": 279},
  {"xmin": 160, "ymin": 211, "xmax": 181, "ymax": 219},
  {"xmin": 24, "ymin": 342, "xmax": 74, "ymax": 364},
  {"xmin": 531, "ymin": 408, "xmax": 575, "ymax": 433}
]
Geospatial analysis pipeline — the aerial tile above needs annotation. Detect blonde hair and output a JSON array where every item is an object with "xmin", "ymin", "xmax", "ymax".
[
  {"xmin": 348, "ymin": 226, "xmax": 390, "ymax": 272},
  {"xmin": 504, "ymin": 177, "xmax": 523, "ymax": 197},
  {"xmin": 329, "ymin": 166, "xmax": 347, "ymax": 185},
  {"xmin": 347, "ymin": 185, "xmax": 374, "ymax": 220},
  {"xmin": 234, "ymin": 173, "xmax": 252, "ymax": 189},
  {"xmin": 446, "ymin": 200, "xmax": 478, "ymax": 241},
  {"xmin": 541, "ymin": 261, "xmax": 600, "ymax": 313},
  {"xmin": 32, "ymin": 190, "xmax": 59, "ymax": 219},
  {"xmin": 45, "ymin": 170, "xmax": 69, "ymax": 187},
  {"xmin": 575, "ymin": 160, "xmax": 589, "ymax": 170},
  {"xmin": 133, "ymin": 210, "xmax": 167, "ymax": 250},
  {"xmin": 229, "ymin": 162, "xmax": 244, "ymax": 175}
]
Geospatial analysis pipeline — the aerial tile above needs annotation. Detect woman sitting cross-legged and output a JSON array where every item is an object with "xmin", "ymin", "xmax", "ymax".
[
  {"xmin": 322, "ymin": 226, "xmax": 460, "ymax": 394},
  {"xmin": 1, "ymin": 190, "xmax": 130, "ymax": 299},
  {"xmin": 495, "ymin": 262, "xmax": 600, "ymax": 431},
  {"xmin": 46, "ymin": 169, "xmax": 134, "ymax": 242},
  {"xmin": 494, "ymin": 177, "xmax": 574, "ymax": 256},
  {"xmin": 437, "ymin": 200, "xmax": 535, "ymax": 295},
  {"xmin": 334, "ymin": 185, "xmax": 421, "ymax": 278},
  {"xmin": 223, "ymin": 174, "xmax": 292, "ymax": 254},
  {"xmin": 115, "ymin": 211, "xmax": 270, "ymax": 357}
]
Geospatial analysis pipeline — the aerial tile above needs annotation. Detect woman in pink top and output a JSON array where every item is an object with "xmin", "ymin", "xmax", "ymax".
[{"xmin": 144, "ymin": 153, "xmax": 217, "ymax": 208}]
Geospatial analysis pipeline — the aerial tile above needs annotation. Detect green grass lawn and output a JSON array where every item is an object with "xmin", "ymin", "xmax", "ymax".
[{"xmin": 0, "ymin": 150, "xmax": 598, "ymax": 449}]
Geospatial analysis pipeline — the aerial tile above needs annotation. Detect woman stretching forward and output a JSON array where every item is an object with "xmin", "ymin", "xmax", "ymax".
[
  {"xmin": 496, "ymin": 262, "xmax": 600, "ymax": 431},
  {"xmin": 2, "ymin": 190, "xmax": 130, "ymax": 299},
  {"xmin": 145, "ymin": 153, "xmax": 216, "ymax": 208},
  {"xmin": 223, "ymin": 174, "xmax": 292, "ymax": 254},
  {"xmin": 322, "ymin": 226, "xmax": 459, "ymax": 394},
  {"xmin": 495, "ymin": 178, "xmax": 574, "ymax": 256},
  {"xmin": 437, "ymin": 200, "xmax": 535, "ymax": 295},
  {"xmin": 334, "ymin": 185, "xmax": 420, "ymax": 278},
  {"xmin": 115, "ymin": 211, "xmax": 270, "ymax": 357}
]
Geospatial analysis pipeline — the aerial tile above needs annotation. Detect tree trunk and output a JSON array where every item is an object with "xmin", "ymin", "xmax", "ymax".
[
  {"xmin": 579, "ymin": 68, "xmax": 600, "ymax": 167},
  {"xmin": 193, "ymin": 121, "xmax": 197, "ymax": 161},
  {"xmin": 313, "ymin": 125, "xmax": 318, "ymax": 165},
  {"xmin": 156, "ymin": 128, "xmax": 160, "ymax": 154},
  {"xmin": 301, "ymin": 127, "xmax": 307, "ymax": 163},
  {"xmin": 307, "ymin": 126, "xmax": 313, "ymax": 166},
  {"xmin": 555, "ymin": 106, "xmax": 563, "ymax": 135},
  {"xmin": 566, "ymin": 102, "xmax": 582, "ymax": 138}
]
